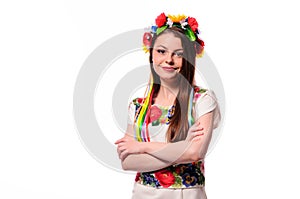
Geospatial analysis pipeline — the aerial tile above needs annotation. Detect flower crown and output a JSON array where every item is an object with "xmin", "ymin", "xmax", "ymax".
[{"xmin": 143, "ymin": 13, "xmax": 205, "ymax": 58}]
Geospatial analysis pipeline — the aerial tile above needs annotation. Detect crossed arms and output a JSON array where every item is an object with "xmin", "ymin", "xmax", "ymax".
[{"xmin": 115, "ymin": 111, "xmax": 215, "ymax": 172}]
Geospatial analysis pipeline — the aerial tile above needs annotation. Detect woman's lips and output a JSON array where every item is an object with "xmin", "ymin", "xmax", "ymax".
[{"xmin": 161, "ymin": 66, "xmax": 179, "ymax": 71}]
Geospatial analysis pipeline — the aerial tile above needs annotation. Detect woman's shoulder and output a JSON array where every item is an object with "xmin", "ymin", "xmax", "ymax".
[
  {"xmin": 193, "ymin": 85, "xmax": 213, "ymax": 103},
  {"xmin": 192, "ymin": 85, "xmax": 221, "ymax": 128}
]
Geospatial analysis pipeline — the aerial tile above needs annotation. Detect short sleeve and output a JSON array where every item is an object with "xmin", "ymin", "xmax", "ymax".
[
  {"xmin": 127, "ymin": 101, "xmax": 136, "ymax": 125},
  {"xmin": 194, "ymin": 89, "xmax": 221, "ymax": 129}
]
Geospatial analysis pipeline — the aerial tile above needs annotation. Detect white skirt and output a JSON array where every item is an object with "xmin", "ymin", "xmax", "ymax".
[{"xmin": 131, "ymin": 182, "xmax": 207, "ymax": 199}]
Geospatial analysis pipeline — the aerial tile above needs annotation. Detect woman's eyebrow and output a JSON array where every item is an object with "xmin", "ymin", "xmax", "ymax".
[
  {"xmin": 155, "ymin": 45, "xmax": 183, "ymax": 51},
  {"xmin": 155, "ymin": 45, "xmax": 167, "ymax": 49},
  {"xmin": 173, "ymin": 49, "xmax": 184, "ymax": 52}
]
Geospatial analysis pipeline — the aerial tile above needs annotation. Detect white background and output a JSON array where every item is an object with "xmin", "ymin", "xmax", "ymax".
[{"xmin": 1, "ymin": 0, "xmax": 299, "ymax": 198}]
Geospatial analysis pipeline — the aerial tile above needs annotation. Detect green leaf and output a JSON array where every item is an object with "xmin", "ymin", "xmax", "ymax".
[
  {"xmin": 173, "ymin": 23, "xmax": 181, "ymax": 29},
  {"xmin": 198, "ymin": 173, "xmax": 205, "ymax": 185},
  {"xmin": 185, "ymin": 27, "xmax": 196, "ymax": 41},
  {"xmin": 152, "ymin": 120, "xmax": 160, "ymax": 126},
  {"xmin": 171, "ymin": 176, "xmax": 182, "ymax": 188},
  {"xmin": 199, "ymin": 88, "xmax": 207, "ymax": 93},
  {"xmin": 156, "ymin": 25, "xmax": 168, "ymax": 35}
]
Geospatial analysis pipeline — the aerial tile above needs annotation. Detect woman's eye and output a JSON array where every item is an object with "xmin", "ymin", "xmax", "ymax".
[
  {"xmin": 174, "ymin": 52, "xmax": 184, "ymax": 57},
  {"xmin": 157, "ymin": 49, "xmax": 166, "ymax": 54}
]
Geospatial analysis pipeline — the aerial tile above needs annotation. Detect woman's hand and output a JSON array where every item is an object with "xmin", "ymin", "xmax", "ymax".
[
  {"xmin": 186, "ymin": 120, "xmax": 205, "ymax": 142},
  {"xmin": 115, "ymin": 135, "xmax": 143, "ymax": 161}
]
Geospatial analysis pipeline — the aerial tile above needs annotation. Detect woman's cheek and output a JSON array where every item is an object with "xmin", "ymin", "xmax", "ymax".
[{"xmin": 152, "ymin": 57, "xmax": 161, "ymax": 65}]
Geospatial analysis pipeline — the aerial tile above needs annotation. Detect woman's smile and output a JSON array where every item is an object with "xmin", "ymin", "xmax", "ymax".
[{"xmin": 160, "ymin": 65, "xmax": 179, "ymax": 72}]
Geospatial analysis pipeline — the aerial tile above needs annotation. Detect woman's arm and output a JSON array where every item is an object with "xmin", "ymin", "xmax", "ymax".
[
  {"xmin": 121, "ymin": 152, "xmax": 173, "ymax": 172},
  {"xmin": 116, "ymin": 111, "xmax": 214, "ymax": 166},
  {"xmin": 142, "ymin": 111, "xmax": 214, "ymax": 163},
  {"xmin": 116, "ymin": 125, "xmax": 177, "ymax": 172},
  {"xmin": 116, "ymin": 123, "xmax": 202, "ymax": 171},
  {"xmin": 117, "ymin": 129, "xmax": 202, "ymax": 172}
]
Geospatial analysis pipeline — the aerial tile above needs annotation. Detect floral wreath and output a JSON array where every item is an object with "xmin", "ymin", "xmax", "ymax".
[{"xmin": 143, "ymin": 13, "xmax": 205, "ymax": 58}]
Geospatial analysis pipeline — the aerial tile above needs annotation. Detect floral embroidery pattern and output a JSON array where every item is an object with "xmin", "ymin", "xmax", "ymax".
[
  {"xmin": 132, "ymin": 86, "xmax": 206, "ymax": 127},
  {"xmin": 150, "ymin": 104, "xmax": 175, "ymax": 126},
  {"xmin": 149, "ymin": 105, "xmax": 162, "ymax": 123},
  {"xmin": 193, "ymin": 86, "xmax": 207, "ymax": 103},
  {"xmin": 132, "ymin": 97, "xmax": 144, "ymax": 122},
  {"xmin": 135, "ymin": 161, "xmax": 205, "ymax": 188},
  {"xmin": 132, "ymin": 98, "xmax": 175, "ymax": 126}
]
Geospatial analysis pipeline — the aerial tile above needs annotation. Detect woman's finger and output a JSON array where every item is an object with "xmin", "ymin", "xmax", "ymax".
[
  {"xmin": 118, "ymin": 147, "xmax": 127, "ymax": 159},
  {"xmin": 115, "ymin": 136, "xmax": 130, "ymax": 144},
  {"xmin": 114, "ymin": 138, "xmax": 124, "ymax": 144},
  {"xmin": 117, "ymin": 148, "xmax": 121, "ymax": 158},
  {"xmin": 120, "ymin": 150, "xmax": 129, "ymax": 161},
  {"xmin": 191, "ymin": 131, "xmax": 204, "ymax": 141},
  {"xmin": 190, "ymin": 126, "xmax": 204, "ymax": 133},
  {"xmin": 191, "ymin": 131, "xmax": 204, "ymax": 138}
]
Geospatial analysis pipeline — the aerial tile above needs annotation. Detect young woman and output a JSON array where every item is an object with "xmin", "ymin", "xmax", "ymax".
[{"xmin": 115, "ymin": 13, "xmax": 221, "ymax": 199}]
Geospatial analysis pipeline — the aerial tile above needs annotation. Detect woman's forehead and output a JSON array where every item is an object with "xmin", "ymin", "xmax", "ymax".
[{"xmin": 154, "ymin": 33, "xmax": 182, "ymax": 50}]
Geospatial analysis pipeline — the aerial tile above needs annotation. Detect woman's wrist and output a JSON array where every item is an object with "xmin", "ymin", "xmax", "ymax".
[
  {"xmin": 139, "ymin": 142, "xmax": 169, "ymax": 155},
  {"xmin": 138, "ymin": 142, "xmax": 147, "ymax": 154}
]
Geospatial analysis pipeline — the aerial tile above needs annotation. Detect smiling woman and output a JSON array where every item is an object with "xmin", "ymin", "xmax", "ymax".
[
  {"xmin": 152, "ymin": 34, "xmax": 184, "ymax": 77},
  {"xmin": 115, "ymin": 12, "xmax": 221, "ymax": 199}
]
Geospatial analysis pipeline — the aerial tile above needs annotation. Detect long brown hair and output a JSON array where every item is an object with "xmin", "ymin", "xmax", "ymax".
[{"xmin": 149, "ymin": 27, "xmax": 197, "ymax": 142}]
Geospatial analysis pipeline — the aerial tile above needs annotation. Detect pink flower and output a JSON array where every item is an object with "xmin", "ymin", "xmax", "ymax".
[
  {"xmin": 149, "ymin": 105, "xmax": 162, "ymax": 122},
  {"xmin": 194, "ymin": 93, "xmax": 201, "ymax": 101},
  {"xmin": 143, "ymin": 32, "xmax": 152, "ymax": 47}
]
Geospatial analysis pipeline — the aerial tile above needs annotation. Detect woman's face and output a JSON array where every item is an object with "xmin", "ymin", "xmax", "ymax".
[{"xmin": 152, "ymin": 32, "xmax": 183, "ymax": 81}]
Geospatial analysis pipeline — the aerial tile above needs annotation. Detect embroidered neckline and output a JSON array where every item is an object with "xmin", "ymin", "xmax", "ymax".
[{"xmin": 132, "ymin": 86, "xmax": 207, "ymax": 127}]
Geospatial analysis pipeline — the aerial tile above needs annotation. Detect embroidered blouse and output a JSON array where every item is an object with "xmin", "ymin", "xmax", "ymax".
[{"xmin": 126, "ymin": 86, "xmax": 221, "ymax": 189}]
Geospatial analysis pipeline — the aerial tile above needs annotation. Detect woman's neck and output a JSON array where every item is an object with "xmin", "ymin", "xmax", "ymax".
[{"xmin": 154, "ymin": 79, "xmax": 179, "ymax": 106}]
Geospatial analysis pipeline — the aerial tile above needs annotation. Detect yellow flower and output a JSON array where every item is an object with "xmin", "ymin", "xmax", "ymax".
[
  {"xmin": 142, "ymin": 45, "xmax": 149, "ymax": 53},
  {"xmin": 167, "ymin": 14, "xmax": 187, "ymax": 23}
]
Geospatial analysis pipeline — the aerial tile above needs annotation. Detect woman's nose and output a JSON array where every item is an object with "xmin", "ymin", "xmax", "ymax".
[{"xmin": 165, "ymin": 53, "xmax": 174, "ymax": 65}]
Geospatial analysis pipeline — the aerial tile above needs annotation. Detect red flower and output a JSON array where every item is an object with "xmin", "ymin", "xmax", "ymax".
[
  {"xmin": 195, "ymin": 38, "xmax": 204, "ymax": 55},
  {"xmin": 137, "ymin": 98, "xmax": 144, "ymax": 104},
  {"xmin": 175, "ymin": 167, "xmax": 181, "ymax": 174},
  {"xmin": 188, "ymin": 17, "xmax": 198, "ymax": 32},
  {"xmin": 155, "ymin": 169, "xmax": 175, "ymax": 188},
  {"xmin": 155, "ymin": 13, "xmax": 167, "ymax": 27},
  {"xmin": 143, "ymin": 32, "xmax": 152, "ymax": 47},
  {"xmin": 149, "ymin": 105, "xmax": 162, "ymax": 122},
  {"xmin": 135, "ymin": 172, "xmax": 141, "ymax": 182},
  {"xmin": 200, "ymin": 162, "xmax": 205, "ymax": 174},
  {"xmin": 198, "ymin": 39, "xmax": 205, "ymax": 47}
]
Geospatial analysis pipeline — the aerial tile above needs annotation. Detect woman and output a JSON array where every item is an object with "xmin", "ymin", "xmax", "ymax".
[{"xmin": 115, "ymin": 13, "xmax": 221, "ymax": 199}]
